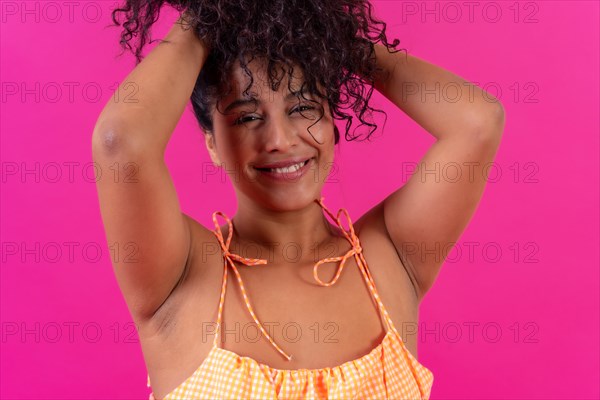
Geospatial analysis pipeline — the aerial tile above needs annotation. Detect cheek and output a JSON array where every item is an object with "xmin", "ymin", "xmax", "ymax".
[
  {"xmin": 213, "ymin": 122, "xmax": 242, "ymax": 151},
  {"xmin": 216, "ymin": 135, "xmax": 256, "ymax": 170}
]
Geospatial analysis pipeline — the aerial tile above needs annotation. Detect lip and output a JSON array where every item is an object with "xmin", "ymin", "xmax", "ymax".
[{"xmin": 253, "ymin": 158, "xmax": 314, "ymax": 182}]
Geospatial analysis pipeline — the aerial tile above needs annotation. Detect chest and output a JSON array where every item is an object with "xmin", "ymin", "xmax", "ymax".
[{"xmin": 138, "ymin": 227, "xmax": 420, "ymax": 397}]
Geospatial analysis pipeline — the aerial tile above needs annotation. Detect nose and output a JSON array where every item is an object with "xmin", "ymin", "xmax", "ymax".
[{"xmin": 262, "ymin": 114, "xmax": 298, "ymax": 153}]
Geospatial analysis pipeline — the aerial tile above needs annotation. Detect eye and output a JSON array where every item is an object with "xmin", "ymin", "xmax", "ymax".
[
  {"xmin": 233, "ymin": 114, "xmax": 261, "ymax": 125},
  {"xmin": 292, "ymin": 105, "xmax": 315, "ymax": 114},
  {"xmin": 233, "ymin": 106, "xmax": 317, "ymax": 125}
]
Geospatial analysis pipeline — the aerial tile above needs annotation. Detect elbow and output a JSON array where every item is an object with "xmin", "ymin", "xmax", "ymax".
[
  {"xmin": 469, "ymin": 100, "xmax": 506, "ymax": 144},
  {"xmin": 92, "ymin": 127, "xmax": 122, "ymax": 158},
  {"xmin": 91, "ymin": 121, "xmax": 147, "ymax": 160},
  {"xmin": 488, "ymin": 99, "xmax": 506, "ymax": 131}
]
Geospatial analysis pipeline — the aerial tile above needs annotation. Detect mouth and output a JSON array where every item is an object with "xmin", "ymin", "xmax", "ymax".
[
  {"xmin": 253, "ymin": 157, "xmax": 314, "ymax": 181},
  {"xmin": 254, "ymin": 158, "xmax": 311, "ymax": 173}
]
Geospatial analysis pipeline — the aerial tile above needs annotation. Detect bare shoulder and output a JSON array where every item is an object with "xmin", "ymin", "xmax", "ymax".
[
  {"xmin": 167, "ymin": 213, "xmax": 221, "ymax": 293},
  {"xmin": 172, "ymin": 211, "xmax": 224, "ymax": 294},
  {"xmin": 185, "ymin": 212, "xmax": 221, "ymax": 268},
  {"xmin": 138, "ymin": 213, "xmax": 223, "ymax": 334},
  {"xmin": 353, "ymin": 200, "xmax": 421, "ymax": 306},
  {"xmin": 352, "ymin": 198, "xmax": 384, "ymax": 234}
]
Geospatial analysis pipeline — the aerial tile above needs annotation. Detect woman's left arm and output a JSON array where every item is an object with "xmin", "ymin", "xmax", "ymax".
[
  {"xmin": 371, "ymin": 44, "xmax": 505, "ymax": 140},
  {"xmin": 370, "ymin": 44, "xmax": 506, "ymax": 302}
]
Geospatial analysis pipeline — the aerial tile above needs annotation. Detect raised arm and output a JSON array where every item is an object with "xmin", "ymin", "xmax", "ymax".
[
  {"xmin": 92, "ymin": 19, "xmax": 210, "ymax": 320},
  {"xmin": 370, "ymin": 44, "xmax": 505, "ymax": 302}
]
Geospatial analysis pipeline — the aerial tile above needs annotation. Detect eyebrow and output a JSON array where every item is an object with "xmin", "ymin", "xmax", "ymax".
[{"xmin": 223, "ymin": 90, "xmax": 315, "ymax": 113}]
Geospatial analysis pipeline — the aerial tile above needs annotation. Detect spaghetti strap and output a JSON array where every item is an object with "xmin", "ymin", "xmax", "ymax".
[
  {"xmin": 210, "ymin": 211, "xmax": 293, "ymax": 360},
  {"xmin": 147, "ymin": 196, "xmax": 434, "ymax": 400},
  {"xmin": 316, "ymin": 197, "xmax": 399, "ymax": 337},
  {"xmin": 208, "ymin": 196, "xmax": 399, "ymax": 362}
]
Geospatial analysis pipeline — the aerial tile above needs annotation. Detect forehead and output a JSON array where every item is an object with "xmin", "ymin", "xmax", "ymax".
[{"xmin": 224, "ymin": 57, "xmax": 320, "ymax": 99}]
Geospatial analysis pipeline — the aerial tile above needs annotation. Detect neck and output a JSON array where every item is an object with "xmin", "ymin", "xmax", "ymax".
[{"xmin": 226, "ymin": 195, "xmax": 343, "ymax": 265}]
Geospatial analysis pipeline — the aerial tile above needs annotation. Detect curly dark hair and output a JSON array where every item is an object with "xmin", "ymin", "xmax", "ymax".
[{"xmin": 110, "ymin": 0, "xmax": 405, "ymax": 143}]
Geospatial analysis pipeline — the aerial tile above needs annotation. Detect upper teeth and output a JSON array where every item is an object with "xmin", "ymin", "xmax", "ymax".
[{"xmin": 268, "ymin": 160, "xmax": 307, "ymax": 173}]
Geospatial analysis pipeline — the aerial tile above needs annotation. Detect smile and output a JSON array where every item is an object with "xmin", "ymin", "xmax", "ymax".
[
  {"xmin": 258, "ymin": 159, "xmax": 309, "ymax": 173},
  {"xmin": 253, "ymin": 158, "xmax": 313, "ymax": 181}
]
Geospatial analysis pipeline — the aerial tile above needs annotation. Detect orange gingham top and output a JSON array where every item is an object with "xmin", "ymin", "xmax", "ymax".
[{"xmin": 147, "ymin": 197, "xmax": 434, "ymax": 399}]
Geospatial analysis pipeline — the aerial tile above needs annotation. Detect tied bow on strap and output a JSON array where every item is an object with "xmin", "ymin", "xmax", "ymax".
[
  {"xmin": 313, "ymin": 197, "xmax": 364, "ymax": 287},
  {"xmin": 209, "ymin": 197, "xmax": 363, "ymax": 362},
  {"xmin": 212, "ymin": 211, "xmax": 269, "ymax": 267},
  {"xmin": 211, "ymin": 211, "xmax": 292, "ymax": 360}
]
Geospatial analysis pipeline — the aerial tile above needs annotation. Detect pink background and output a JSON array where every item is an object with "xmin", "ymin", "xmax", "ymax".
[{"xmin": 1, "ymin": 1, "xmax": 598, "ymax": 399}]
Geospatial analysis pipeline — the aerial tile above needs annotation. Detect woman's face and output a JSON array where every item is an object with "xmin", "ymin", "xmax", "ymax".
[{"xmin": 206, "ymin": 58, "xmax": 336, "ymax": 211}]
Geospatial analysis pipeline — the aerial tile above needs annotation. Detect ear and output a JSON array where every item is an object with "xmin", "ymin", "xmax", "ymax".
[{"xmin": 204, "ymin": 133, "xmax": 222, "ymax": 167}]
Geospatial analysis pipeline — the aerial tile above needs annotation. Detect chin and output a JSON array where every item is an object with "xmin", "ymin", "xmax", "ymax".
[{"xmin": 256, "ymin": 189, "xmax": 320, "ymax": 211}]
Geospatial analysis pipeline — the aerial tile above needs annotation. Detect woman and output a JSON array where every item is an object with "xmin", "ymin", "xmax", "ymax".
[{"xmin": 93, "ymin": 1, "xmax": 505, "ymax": 399}]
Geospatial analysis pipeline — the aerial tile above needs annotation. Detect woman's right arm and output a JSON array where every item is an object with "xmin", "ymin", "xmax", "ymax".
[{"xmin": 91, "ymin": 19, "xmax": 210, "ymax": 321}]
